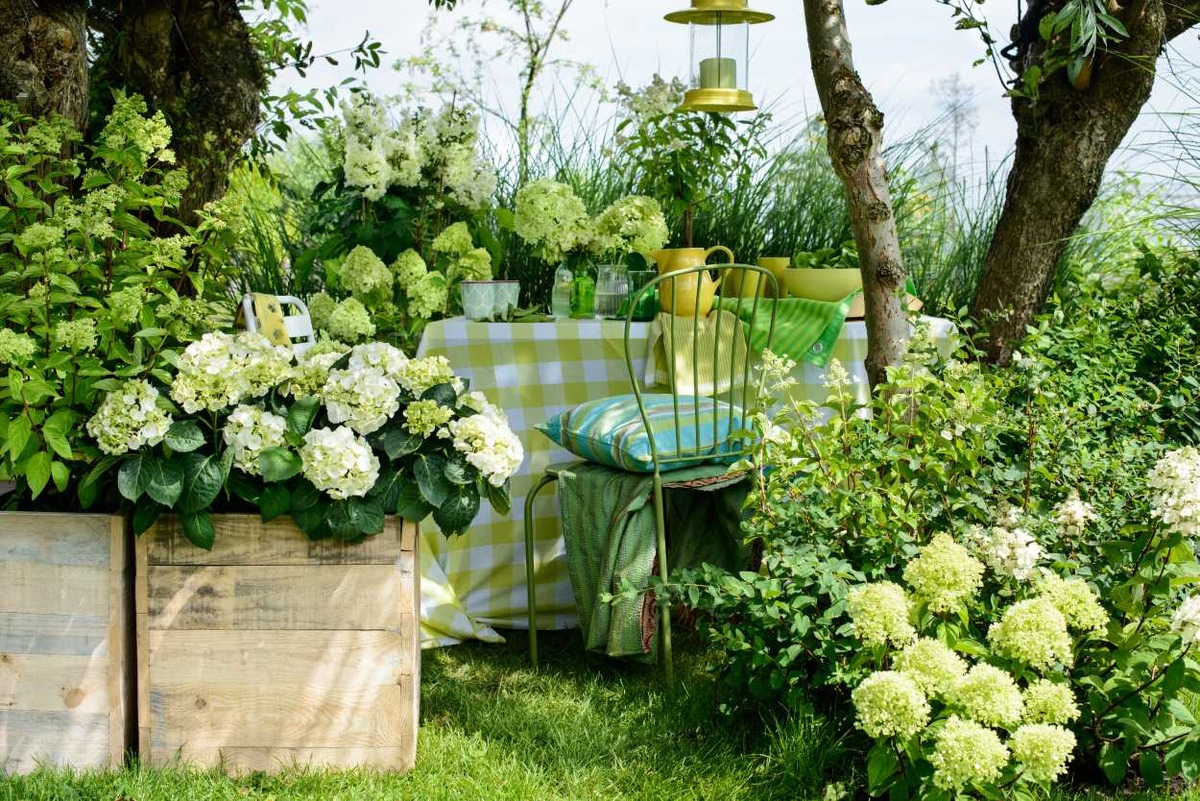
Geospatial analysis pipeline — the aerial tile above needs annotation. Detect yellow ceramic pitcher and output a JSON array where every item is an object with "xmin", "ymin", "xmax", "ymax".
[{"xmin": 648, "ymin": 245, "xmax": 734, "ymax": 317}]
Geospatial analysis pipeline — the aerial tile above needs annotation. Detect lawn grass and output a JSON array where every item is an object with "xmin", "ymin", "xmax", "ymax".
[{"xmin": 2, "ymin": 630, "xmax": 1198, "ymax": 801}]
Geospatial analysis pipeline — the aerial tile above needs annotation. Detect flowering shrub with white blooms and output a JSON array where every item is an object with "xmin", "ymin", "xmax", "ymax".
[
  {"xmin": 86, "ymin": 380, "xmax": 172, "ymax": 456},
  {"xmin": 88, "ymin": 333, "xmax": 518, "ymax": 547}
]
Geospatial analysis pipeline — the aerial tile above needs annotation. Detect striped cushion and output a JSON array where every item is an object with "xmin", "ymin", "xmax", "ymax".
[{"xmin": 535, "ymin": 394, "xmax": 746, "ymax": 473}]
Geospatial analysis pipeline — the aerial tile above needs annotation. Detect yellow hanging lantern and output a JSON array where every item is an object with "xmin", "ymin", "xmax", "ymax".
[{"xmin": 664, "ymin": 0, "xmax": 774, "ymax": 113}]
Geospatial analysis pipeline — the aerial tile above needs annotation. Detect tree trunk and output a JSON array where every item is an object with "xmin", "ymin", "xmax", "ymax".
[
  {"xmin": 803, "ymin": 0, "xmax": 907, "ymax": 390},
  {"xmin": 971, "ymin": 0, "xmax": 1194, "ymax": 364},
  {"xmin": 93, "ymin": 0, "xmax": 265, "ymax": 222},
  {"xmin": 0, "ymin": 0, "xmax": 88, "ymax": 131}
]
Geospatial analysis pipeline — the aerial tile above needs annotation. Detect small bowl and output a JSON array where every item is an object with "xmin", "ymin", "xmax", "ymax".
[{"xmin": 782, "ymin": 268, "xmax": 862, "ymax": 302}]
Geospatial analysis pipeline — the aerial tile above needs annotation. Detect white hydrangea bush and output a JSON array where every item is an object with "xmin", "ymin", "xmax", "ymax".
[
  {"xmin": 844, "ymin": 525, "xmax": 1105, "ymax": 798},
  {"xmin": 87, "ymin": 332, "xmax": 521, "ymax": 546}
]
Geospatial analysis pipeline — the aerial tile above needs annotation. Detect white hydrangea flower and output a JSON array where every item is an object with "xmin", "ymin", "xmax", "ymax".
[
  {"xmin": 86, "ymin": 379, "xmax": 173, "ymax": 455},
  {"xmin": 283, "ymin": 347, "xmax": 346, "ymax": 398},
  {"xmin": 447, "ymin": 402, "xmax": 523, "ymax": 486},
  {"xmin": 396, "ymin": 355, "xmax": 463, "ymax": 396},
  {"xmin": 1148, "ymin": 447, "xmax": 1200, "ymax": 536},
  {"xmin": 222, "ymin": 405, "xmax": 287, "ymax": 475},
  {"xmin": 299, "ymin": 426, "xmax": 380, "ymax": 499},
  {"xmin": 348, "ymin": 341, "xmax": 408, "ymax": 381},
  {"xmin": 322, "ymin": 366, "xmax": 401, "ymax": 435},
  {"xmin": 170, "ymin": 331, "xmax": 293, "ymax": 413}
]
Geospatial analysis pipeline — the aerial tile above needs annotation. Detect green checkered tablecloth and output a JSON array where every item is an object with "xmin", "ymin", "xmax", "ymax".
[{"xmin": 415, "ymin": 315, "xmax": 957, "ymax": 647}]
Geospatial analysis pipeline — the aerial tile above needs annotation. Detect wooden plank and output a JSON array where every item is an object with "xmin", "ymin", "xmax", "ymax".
[
  {"xmin": 142, "ymin": 627, "xmax": 416, "ymax": 686},
  {"xmin": 0, "ymin": 613, "xmax": 110, "ymax": 656},
  {"xmin": 137, "ymin": 515, "xmax": 419, "ymax": 773},
  {"xmin": 0, "ymin": 563, "xmax": 112, "ymax": 616},
  {"xmin": 0, "ymin": 513, "xmax": 129, "ymax": 772},
  {"xmin": 143, "ymin": 516, "xmax": 414, "ymax": 566},
  {"xmin": 0, "ymin": 513, "xmax": 112, "ymax": 566},
  {"xmin": 144, "ymin": 562, "xmax": 416, "ymax": 630},
  {"xmin": 149, "ymin": 675, "xmax": 416, "ymax": 752},
  {"xmin": 0, "ymin": 710, "xmax": 111, "ymax": 773},
  {"xmin": 143, "ymin": 630, "xmax": 415, "ymax": 751},
  {"xmin": 0, "ymin": 653, "xmax": 111, "ymax": 714},
  {"xmin": 145, "ymin": 745, "xmax": 415, "ymax": 773},
  {"xmin": 107, "ymin": 515, "xmax": 130, "ymax": 768}
]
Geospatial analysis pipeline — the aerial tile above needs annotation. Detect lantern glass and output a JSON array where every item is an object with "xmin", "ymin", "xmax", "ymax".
[{"xmin": 688, "ymin": 16, "xmax": 749, "ymax": 93}]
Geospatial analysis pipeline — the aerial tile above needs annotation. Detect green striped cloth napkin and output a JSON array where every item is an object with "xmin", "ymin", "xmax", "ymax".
[{"xmin": 717, "ymin": 293, "xmax": 857, "ymax": 368}]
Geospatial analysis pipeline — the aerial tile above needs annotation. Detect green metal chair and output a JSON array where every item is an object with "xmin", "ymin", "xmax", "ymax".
[{"xmin": 523, "ymin": 263, "xmax": 779, "ymax": 683}]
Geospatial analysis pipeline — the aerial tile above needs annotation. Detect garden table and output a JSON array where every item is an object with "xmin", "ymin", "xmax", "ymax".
[{"xmin": 415, "ymin": 315, "xmax": 957, "ymax": 646}]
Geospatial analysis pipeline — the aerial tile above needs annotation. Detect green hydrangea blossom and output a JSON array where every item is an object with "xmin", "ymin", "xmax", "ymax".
[
  {"xmin": 988, "ymin": 597, "xmax": 1074, "ymax": 670},
  {"xmin": 851, "ymin": 671, "xmax": 930, "ymax": 740},
  {"xmin": 1037, "ymin": 573, "xmax": 1108, "ymax": 632},
  {"xmin": 847, "ymin": 581, "xmax": 915, "ymax": 648},
  {"xmin": 341, "ymin": 245, "xmax": 393, "ymax": 300},
  {"xmin": 1022, "ymin": 679, "xmax": 1080, "ymax": 725},
  {"xmin": 431, "ymin": 221, "xmax": 474, "ymax": 256},
  {"xmin": 903, "ymin": 533, "xmax": 984, "ymax": 613},
  {"xmin": 929, "ymin": 716, "xmax": 1010, "ymax": 790},
  {"xmin": 949, "ymin": 664, "xmax": 1024, "ymax": 728},
  {"xmin": 894, "ymin": 637, "xmax": 968, "ymax": 699},
  {"xmin": 0, "ymin": 329, "xmax": 37, "ymax": 365},
  {"xmin": 1011, "ymin": 724, "xmax": 1076, "ymax": 783},
  {"xmin": 392, "ymin": 249, "xmax": 429, "ymax": 290},
  {"xmin": 326, "ymin": 297, "xmax": 376, "ymax": 342}
]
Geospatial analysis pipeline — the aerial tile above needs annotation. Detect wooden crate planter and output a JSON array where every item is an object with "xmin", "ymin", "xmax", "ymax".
[
  {"xmin": 0, "ymin": 513, "xmax": 132, "ymax": 773},
  {"xmin": 136, "ymin": 515, "xmax": 419, "ymax": 773}
]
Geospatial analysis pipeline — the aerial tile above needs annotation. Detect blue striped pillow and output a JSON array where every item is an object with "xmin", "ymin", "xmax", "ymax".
[{"xmin": 535, "ymin": 394, "xmax": 746, "ymax": 473}]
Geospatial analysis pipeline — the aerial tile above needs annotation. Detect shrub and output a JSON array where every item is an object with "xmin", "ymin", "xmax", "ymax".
[
  {"xmin": 677, "ymin": 250, "xmax": 1200, "ymax": 791},
  {"xmin": 0, "ymin": 95, "xmax": 239, "ymax": 510}
]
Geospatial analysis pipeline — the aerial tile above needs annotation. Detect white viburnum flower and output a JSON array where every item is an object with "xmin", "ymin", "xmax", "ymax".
[
  {"xmin": 1055, "ymin": 491, "xmax": 1098, "ymax": 537},
  {"xmin": 1171, "ymin": 594, "xmax": 1200, "ymax": 645},
  {"xmin": 1148, "ymin": 447, "xmax": 1200, "ymax": 537}
]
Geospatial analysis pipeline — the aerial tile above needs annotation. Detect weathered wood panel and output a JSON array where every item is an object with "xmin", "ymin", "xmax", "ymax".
[
  {"xmin": 0, "ymin": 513, "xmax": 131, "ymax": 773},
  {"xmin": 144, "ymin": 514, "xmax": 414, "ymax": 566},
  {"xmin": 144, "ymin": 562, "xmax": 416, "ymax": 629},
  {"xmin": 137, "ymin": 516, "xmax": 419, "ymax": 773}
]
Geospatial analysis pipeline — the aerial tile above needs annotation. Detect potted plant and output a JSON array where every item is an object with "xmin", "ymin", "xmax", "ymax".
[
  {"xmin": 0, "ymin": 96, "xmax": 239, "ymax": 773},
  {"xmin": 88, "ymin": 333, "xmax": 522, "ymax": 771}
]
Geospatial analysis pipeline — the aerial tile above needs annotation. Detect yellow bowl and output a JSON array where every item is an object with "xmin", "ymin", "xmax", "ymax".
[{"xmin": 783, "ymin": 268, "xmax": 862, "ymax": 302}]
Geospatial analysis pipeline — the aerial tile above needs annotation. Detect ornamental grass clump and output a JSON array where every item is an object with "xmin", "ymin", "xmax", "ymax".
[{"xmin": 85, "ymin": 334, "xmax": 522, "ymax": 548}]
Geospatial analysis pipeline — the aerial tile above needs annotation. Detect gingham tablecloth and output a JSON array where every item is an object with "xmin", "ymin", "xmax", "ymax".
[{"xmin": 415, "ymin": 315, "xmax": 957, "ymax": 647}]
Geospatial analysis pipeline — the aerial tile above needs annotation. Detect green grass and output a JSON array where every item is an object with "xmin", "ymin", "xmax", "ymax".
[{"xmin": 4, "ymin": 631, "xmax": 1198, "ymax": 801}]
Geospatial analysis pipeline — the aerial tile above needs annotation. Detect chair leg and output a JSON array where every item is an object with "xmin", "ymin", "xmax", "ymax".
[
  {"xmin": 523, "ymin": 473, "xmax": 558, "ymax": 668},
  {"xmin": 651, "ymin": 471, "xmax": 674, "ymax": 686}
]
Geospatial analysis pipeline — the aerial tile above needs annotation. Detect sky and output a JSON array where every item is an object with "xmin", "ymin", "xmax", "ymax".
[{"xmin": 285, "ymin": 0, "xmax": 1200, "ymax": 186}]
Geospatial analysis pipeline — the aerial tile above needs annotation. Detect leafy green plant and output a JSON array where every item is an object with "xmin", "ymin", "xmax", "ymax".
[
  {"xmin": 86, "ymin": 335, "xmax": 522, "ymax": 548},
  {"xmin": 0, "ymin": 95, "xmax": 239, "ymax": 510},
  {"xmin": 612, "ymin": 76, "xmax": 770, "ymax": 248},
  {"xmin": 675, "ymin": 247, "xmax": 1200, "ymax": 793}
]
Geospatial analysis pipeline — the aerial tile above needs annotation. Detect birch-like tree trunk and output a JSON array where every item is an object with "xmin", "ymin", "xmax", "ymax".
[{"xmin": 803, "ymin": 0, "xmax": 907, "ymax": 390}]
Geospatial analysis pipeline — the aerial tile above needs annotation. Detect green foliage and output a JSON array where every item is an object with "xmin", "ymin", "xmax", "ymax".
[
  {"xmin": 677, "ymin": 248, "xmax": 1200, "ymax": 793},
  {"xmin": 0, "ymin": 96, "xmax": 239, "ymax": 511},
  {"xmin": 612, "ymin": 77, "xmax": 770, "ymax": 248},
  {"xmin": 93, "ymin": 336, "xmax": 518, "ymax": 548}
]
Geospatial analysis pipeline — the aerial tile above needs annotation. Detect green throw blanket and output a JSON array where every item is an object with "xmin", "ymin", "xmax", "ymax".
[
  {"xmin": 556, "ymin": 462, "xmax": 749, "ymax": 660},
  {"xmin": 717, "ymin": 294, "xmax": 856, "ymax": 367}
]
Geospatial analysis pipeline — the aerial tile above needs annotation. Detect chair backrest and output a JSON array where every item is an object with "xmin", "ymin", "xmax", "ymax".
[
  {"xmin": 623, "ymin": 263, "xmax": 778, "ymax": 473},
  {"xmin": 240, "ymin": 293, "xmax": 317, "ymax": 356}
]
